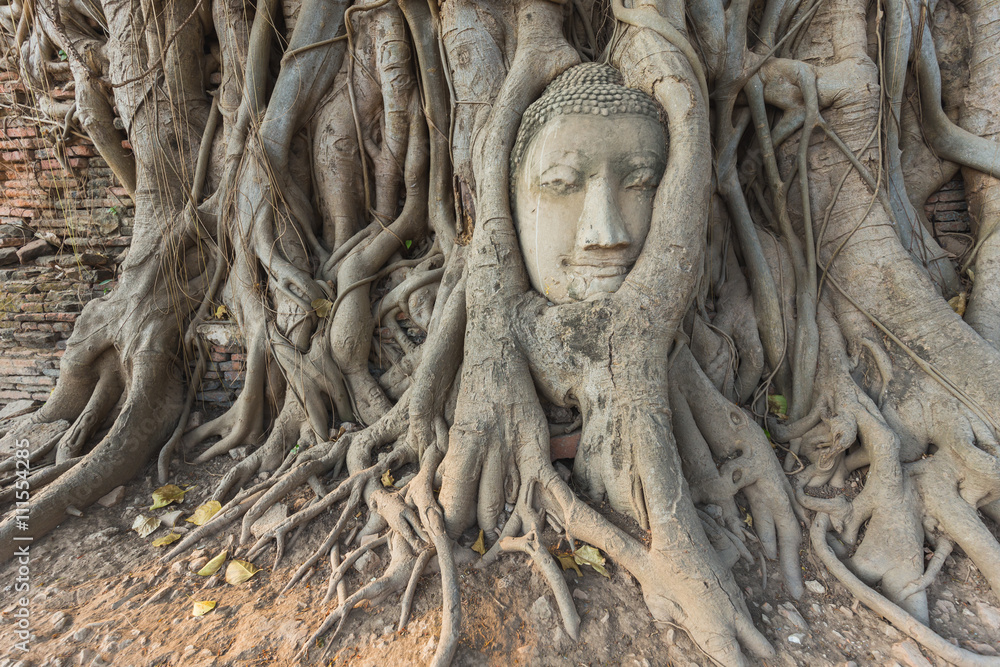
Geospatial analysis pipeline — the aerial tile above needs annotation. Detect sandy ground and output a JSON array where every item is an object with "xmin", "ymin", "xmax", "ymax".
[{"xmin": 4, "ymin": 414, "xmax": 1000, "ymax": 667}]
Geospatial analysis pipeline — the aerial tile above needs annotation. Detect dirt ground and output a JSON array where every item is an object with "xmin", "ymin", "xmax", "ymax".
[{"xmin": 4, "ymin": 416, "xmax": 1000, "ymax": 667}]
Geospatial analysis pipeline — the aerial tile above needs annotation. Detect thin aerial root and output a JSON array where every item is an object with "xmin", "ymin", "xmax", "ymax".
[
  {"xmin": 426, "ymin": 508, "xmax": 461, "ymax": 667},
  {"xmin": 501, "ymin": 530, "xmax": 581, "ymax": 641},
  {"xmin": 162, "ymin": 488, "xmax": 269, "ymax": 562},
  {"xmin": 296, "ymin": 547, "xmax": 410, "ymax": 663},
  {"xmin": 273, "ymin": 532, "xmax": 286, "ymax": 569},
  {"xmin": 283, "ymin": 499, "xmax": 359, "ymax": 595},
  {"xmin": 324, "ymin": 543, "xmax": 349, "ymax": 606},
  {"xmin": 399, "ymin": 548, "xmax": 434, "ymax": 630},
  {"xmin": 0, "ymin": 457, "xmax": 81, "ymax": 504},
  {"xmin": 0, "ymin": 422, "xmax": 68, "ymax": 474},
  {"xmin": 478, "ymin": 511, "xmax": 523, "ymax": 567},
  {"xmin": 240, "ymin": 457, "xmax": 337, "ymax": 545},
  {"xmin": 158, "ymin": 339, "xmax": 208, "ymax": 483},
  {"xmin": 812, "ymin": 514, "xmax": 1000, "ymax": 666},
  {"xmin": 250, "ymin": 475, "xmax": 363, "ymax": 563},
  {"xmin": 898, "ymin": 538, "xmax": 953, "ymax": 602},
  {"xmin": 327, "ymin": 534, "xmax": 390, "ymax": 596}
]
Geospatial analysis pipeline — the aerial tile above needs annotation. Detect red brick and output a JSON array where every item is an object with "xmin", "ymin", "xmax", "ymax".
[
  {"xmin": 65, "ymin": 145, "xmax": 97, "ymax": 157},
  {"xmin": 4, "ymin": 188, "xmax": 47, "ymax": 198},
  {"xmin": 0, "ymin": 390, "xmax": 32, "ymax": 400},
  {"xmin": 4, "ymin": 127, "xmax": 35, "ymax": 138},
  {"xmin": 550, "ymin": 432, "xmax": 580, "ymax": 460},
  {"xmin": 0, "ymin": 138, "xmax": 44, "ymax": 150}
]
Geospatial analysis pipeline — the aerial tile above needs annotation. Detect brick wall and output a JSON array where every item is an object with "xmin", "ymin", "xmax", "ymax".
[
  {"xmin": 0, "ymin": 97, "xmax": 132, "ymax": 406},
  {"xmin": 926, "ymin": 177, "xmax": 973, "ymax": 260},
  {"xmin": 0, "ymin": 72, "xmax": 243, "ymax": 412}
]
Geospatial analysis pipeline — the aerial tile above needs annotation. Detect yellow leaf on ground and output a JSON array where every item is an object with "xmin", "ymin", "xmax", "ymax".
[
  {"xmin": 225, "ymin": 559, "xmax": 260, "ymax": 585},
  {"xmin": 381, "ymin": 469, "xmax": 395, "ymax": 488},
  {"xmin": 187, "ymin": 500, "xmax": 222, "ymax": 526},
  {"xmin": 471, "ymin": 530, "xmax": 486, "ymax": 556},
  {"xmin": 152, "ymin": 532, "xmax": 181, "ymax": 547},
  {"xmin": 150, "ymin": 484, "xmax": 192, "ymax": 510},
  {"xmin": 131, "ymin": 515, "xmax": 160, "ymax": 538},
  {"xmin": 214, "ymin": 305, "xmax": 228, "ymax": 319},
  {"xmin": 573, "ymin": 544, "xmax": 610, "ymax": 578},
  {"xmin": 767, "ymin": 394, "xmax": 788, "ymax": 417},
  {"xmin": 312, "ymin": 298, "xmax": 333, "ymax": 318},
  {"xmin": 198, "ymin": 551, "xmax": 227, "ymax": 576},
  {"xmin": 557, "ymin": 554, "xmax": 583, "ymax": 577},
  {"xmin": 192, "ymin": 600, "xmax": 216, "ymax": 617},
  {"xmin": 949, "ymin": 292, "xmax": 968, "ymax": 317}
]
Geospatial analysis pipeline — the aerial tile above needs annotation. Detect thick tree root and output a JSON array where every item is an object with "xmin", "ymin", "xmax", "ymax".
[{"xmin": 812, "ymin": 513, "xmax": 1000, "ymax": 667}]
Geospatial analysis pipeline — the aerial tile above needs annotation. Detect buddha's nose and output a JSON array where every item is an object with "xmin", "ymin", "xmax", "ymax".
[{"xmin": 576, "ymin": 177, "xmax": 631, "ymax": 250}]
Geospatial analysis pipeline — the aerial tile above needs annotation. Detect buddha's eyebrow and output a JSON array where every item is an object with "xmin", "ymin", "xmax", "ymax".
[
  {"xmin": 541, "ymin": 148, "xmax": 588, "ymax": 164},
  {"xmin": 625, "ymin": 150, "xmax": 666, "ymax": 163}
]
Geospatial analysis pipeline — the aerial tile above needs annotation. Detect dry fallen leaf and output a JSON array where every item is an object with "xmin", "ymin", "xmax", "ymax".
[
  {"xmin": 198, "ymin": 551, "xmax": 227, "ymax": 576},
  {"xmin": 186, "ymin": 500, "xmax": 222, "ymax": 526},
  {"xmin": 131, "ymin": 515, "xmax": 160, "ymax": 538},
  {"xmin": 214, "ymin": 304, "xmax": 228, "ymax": 319},
  {"xmin": 949, "ymin": 292, "xmax": 968, "ymax": 317},
  {"xmin": 557, "ymin": 553, "xmax": 583, "ymax": 577},
  {"xmin": 192, "ymin": 600, "xmax": 216, "ymax": 617},
  {"xmin": 767, "ymin": 394, "xmax": 788, "ymax": 418},
  {"xmin": 381, "ymin": 469, "xmax": 395, "ymax": 488},
  {"xmin": 225, "ymin": 559, "xmax": 260, "ymax": 585},
  {"xmin": 312, "ymin": 298, "xmax": 333, "ymax": 318},
  {"xmin": 574, "ymin": 544, "xmax": 610, "ymax": 578},
  {"xmin": 152, "ymin": 532, "xmax": 181, "ymax": 547},
  {"xmin": 471, "ymin": 529, "xmax": 486, "ymax": 556},
  {"xmin": 150, "ymin": 484, "xmax": 192, "ymax": 510}
]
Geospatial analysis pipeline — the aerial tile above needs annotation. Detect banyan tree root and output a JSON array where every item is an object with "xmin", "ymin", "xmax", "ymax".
[{"xmin": 6, "ymin": 0, "xmax": 1000, "ymax": 665}]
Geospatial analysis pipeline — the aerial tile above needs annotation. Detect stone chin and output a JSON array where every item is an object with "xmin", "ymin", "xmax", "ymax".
[{"xmin": 566, "ymin": 274, "xmax": 629, "ymax": 302}]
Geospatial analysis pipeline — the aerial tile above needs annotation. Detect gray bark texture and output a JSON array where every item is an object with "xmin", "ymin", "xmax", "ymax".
[{"xmin": 3, "ymin": 0, "xmax": 1000, "ymax": 664}]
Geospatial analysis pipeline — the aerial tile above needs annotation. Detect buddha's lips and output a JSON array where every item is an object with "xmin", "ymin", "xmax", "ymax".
[{"xmin": 566, "ymin": 261, "xmax": 634, "ymax": 278}]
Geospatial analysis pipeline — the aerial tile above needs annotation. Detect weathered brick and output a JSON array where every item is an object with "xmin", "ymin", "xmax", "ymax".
[
  {"xmin": 65, "ymin": 145, "xmax": 97, "ymax": 157},
  {"xmin": 4, "ymin": 127, "xmax": 36, "ymax": 138}
]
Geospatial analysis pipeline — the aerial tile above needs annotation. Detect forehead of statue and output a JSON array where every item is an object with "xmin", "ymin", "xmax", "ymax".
[{"xmin": 519, "ymin": 113, "xmax": 667, "ymax": 176}]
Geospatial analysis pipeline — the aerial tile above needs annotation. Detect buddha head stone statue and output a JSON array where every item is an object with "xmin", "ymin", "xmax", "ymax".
[{"xmin": 511, "ymin": 63, "xmax": 668, "ymax": 304}]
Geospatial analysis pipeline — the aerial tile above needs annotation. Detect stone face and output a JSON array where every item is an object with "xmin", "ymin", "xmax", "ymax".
[{"xmin": 511, "ymin": 64, "xmax": 667, "ymax": 305}]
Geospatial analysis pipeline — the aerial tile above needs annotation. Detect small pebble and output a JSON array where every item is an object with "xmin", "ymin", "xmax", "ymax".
[
  {"xmin": 804, "ymin": 580, "xmax": 825, "ymax": 595},
  {"xmin": 51, "ymin": 611, "xmax": 72, "ymax": 631}
]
